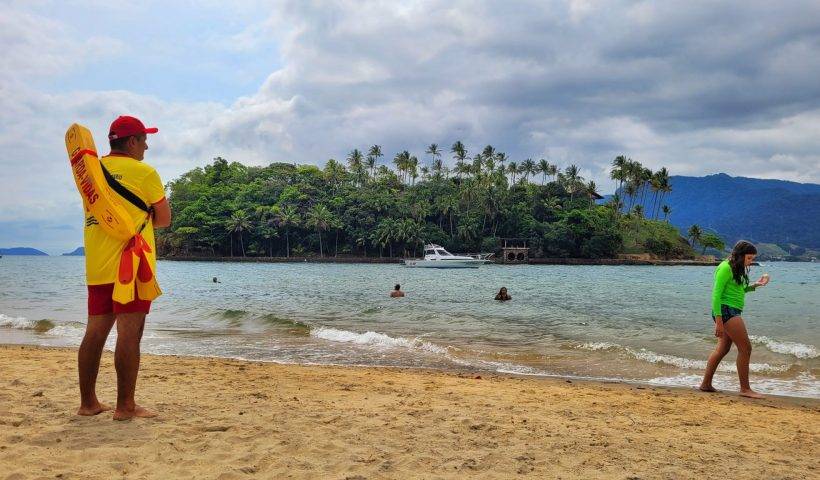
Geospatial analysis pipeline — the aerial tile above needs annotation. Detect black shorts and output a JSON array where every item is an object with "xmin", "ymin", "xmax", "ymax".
[{"xmin": 712, "ymin": 304, "xmax": 742, "ymax": 324}]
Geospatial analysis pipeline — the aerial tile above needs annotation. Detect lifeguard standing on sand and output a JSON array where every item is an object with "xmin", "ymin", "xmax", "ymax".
[{"xmin": 75, "ymin": 116, "xmax": 171, "ymax": 420}]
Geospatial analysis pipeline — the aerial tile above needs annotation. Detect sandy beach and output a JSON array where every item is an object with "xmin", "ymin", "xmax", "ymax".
[{"xmin": 1, "ymin": 345, "xmax": 817, "ymax": 479}]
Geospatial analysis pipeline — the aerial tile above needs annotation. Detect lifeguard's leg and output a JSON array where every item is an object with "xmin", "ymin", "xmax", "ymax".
[
  {"xmin": 77, "ymin": 314, "xmax": 115, "ymax": 415},
  {"xmin": 113, "ymin": 312, "xmax": 156, "ymax": 420}
]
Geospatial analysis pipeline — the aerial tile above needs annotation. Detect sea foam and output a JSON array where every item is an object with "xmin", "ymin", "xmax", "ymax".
[
  {"xmin": 750, "ymin": 335, "xmax": 818, "ymax": 359},
  {"xmin": 0, "ymin": 313, "xmax": 36, "ymax": 329},
  {"xmin": 576, "ymin": 341, "xmax": 790, "ymax": 373},
  {"xmin": 311, "ymin": 327, "xmax": 449, "ymax": 355},
  {"xmin": 646, "ymin": 372, "xmax": 820, "ymax": 399}
]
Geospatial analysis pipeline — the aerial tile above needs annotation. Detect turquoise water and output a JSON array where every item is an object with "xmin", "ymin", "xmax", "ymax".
[{"xmin": 1, "ymin": 257, "xmax": 818, "ymax": 397}]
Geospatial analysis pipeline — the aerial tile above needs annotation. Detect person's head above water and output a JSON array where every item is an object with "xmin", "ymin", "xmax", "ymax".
[
  {"xmin": 729, "ymin": 240, "xmax": 757, "ymax": 284},
  {"xmin": 498, "ymin": 287, "xmax": 508, "ymax": 296},
  {"xmin": 390, "ymin": 284, "xmax": 405, "ymax": 297},
  {"xmin": 108, "ymin": 116, "xmax": 158, "ymax": 161}
]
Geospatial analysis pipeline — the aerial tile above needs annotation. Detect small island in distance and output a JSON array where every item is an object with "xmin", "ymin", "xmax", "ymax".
[{"xmin": 0, "ymin": 247, "xmax": 49, "ymax": 256}]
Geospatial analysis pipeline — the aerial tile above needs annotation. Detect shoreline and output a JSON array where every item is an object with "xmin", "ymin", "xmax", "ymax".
[
  {"xmin": 159, "ymin": 255, "xmax": 721, "ymax": 266},
  {"xmin": 2, "ymin": 345, "xmax": 817, "ymax": 479}
]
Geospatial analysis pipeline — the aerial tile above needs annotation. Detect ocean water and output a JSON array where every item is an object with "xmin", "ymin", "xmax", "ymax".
[{"xmin": 1, "ymin": 256, "xmax": 818, "ymax": 398}]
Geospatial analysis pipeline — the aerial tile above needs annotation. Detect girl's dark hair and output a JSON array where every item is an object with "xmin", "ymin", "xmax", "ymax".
[
  {"xmin": 729, "ymin": 240, "xmax": 757, "ymax": 285},
  {"xmin": 394, "ymin": 284, "xmax": 400, "ymax": 290}
]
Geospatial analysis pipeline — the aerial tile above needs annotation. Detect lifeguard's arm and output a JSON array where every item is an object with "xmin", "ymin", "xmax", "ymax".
[
  {"xmin": 151, "ymin": 198, "xmax": 171, "ymax": 228},
  {"xmin": 711, "ymin": 264, "xmax": 730, "ymax": 317}
]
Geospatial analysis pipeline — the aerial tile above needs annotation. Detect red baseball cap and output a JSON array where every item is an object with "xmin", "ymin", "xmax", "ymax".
[{"xmin": 108, "ymin": 115, "xmax": 159, "ymax": 140}]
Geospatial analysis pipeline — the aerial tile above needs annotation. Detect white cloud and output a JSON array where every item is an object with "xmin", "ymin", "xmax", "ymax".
[{"xmin": 2, "ymin": 0, "xmax": 820, "ymax": 252}]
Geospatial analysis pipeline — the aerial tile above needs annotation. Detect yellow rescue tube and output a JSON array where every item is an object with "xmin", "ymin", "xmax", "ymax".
[
  {"xmin": 65, "ymin": 123, "xmax": 136, "ymax": 241},
  {"xmin": 65, "ymin": 123, "xmax": 162, "ymax": 303}
]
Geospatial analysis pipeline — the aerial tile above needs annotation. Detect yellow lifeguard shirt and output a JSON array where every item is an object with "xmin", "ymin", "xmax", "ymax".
[{"xmin": 83, "ymin": 155, "xmax": 165, "ymax": 285}]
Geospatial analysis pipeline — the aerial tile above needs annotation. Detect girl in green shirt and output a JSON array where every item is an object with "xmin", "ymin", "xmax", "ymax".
[{"xmin": 700, "ymin": 240, "xmax": 770, "ymax": 398}]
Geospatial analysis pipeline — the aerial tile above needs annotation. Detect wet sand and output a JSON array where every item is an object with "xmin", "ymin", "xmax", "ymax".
[{"xmin": 1, "ymin": 344, "xmax": 817, "ymax": 479}]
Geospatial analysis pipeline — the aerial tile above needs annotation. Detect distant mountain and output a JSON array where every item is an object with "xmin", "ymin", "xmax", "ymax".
[
  {"xmin": 622, "ymin": 173, "xmax": 820, "ymax": 248},
  {"xmin": 0, "ymin": 247, "xmax": 49, "ymax": 256},
  {"xmin": 62, "ymin": 247, "xmax": 84, "ymax": 256}
]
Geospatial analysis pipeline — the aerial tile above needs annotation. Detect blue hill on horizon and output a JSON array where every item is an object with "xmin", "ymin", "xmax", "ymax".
[
  {"xmin": 62, "ymin": 247, "xmax": 84, "ymax": 256},
  {"xmin": 0, "ymin": 247, "xmax": 49, "ymax": 256},
  {"xmin": 623, "ymin": 173, "xmax": 820, "ymax": 248}
]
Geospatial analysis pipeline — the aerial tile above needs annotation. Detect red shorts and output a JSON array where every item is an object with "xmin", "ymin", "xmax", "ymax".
[{"xmin": 87, "ymin": 284, "xmax": 152, "ymax": 315}]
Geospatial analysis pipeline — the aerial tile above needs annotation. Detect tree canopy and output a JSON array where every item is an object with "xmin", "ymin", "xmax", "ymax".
[{"xmin": 158, "ymin": 149, "xmax": 695, "ymax": 260}]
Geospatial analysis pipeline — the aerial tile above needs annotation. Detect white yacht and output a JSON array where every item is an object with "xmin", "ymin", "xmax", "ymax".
[{"xmin": 403, "ymin": 244, "xmax": 492, "ymax": 268}]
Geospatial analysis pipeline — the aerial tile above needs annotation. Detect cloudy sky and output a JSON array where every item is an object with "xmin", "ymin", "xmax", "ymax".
[{"xmin": 2, "ymin": 0, "xmax": 819, "ymax": 253}]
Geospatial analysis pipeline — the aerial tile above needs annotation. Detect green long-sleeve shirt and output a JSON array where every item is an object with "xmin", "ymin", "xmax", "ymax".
[{"xmin": 712, "ymin": 260, "xmax": 756, "ymax": 316}]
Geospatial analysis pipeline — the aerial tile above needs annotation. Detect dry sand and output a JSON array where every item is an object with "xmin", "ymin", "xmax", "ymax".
[{"xmin": 1, "ymin": 344, "xmax": 817, "ymax": 479}]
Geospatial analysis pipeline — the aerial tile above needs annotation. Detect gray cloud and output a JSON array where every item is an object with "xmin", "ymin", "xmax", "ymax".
[{"xmin": 2, "ymin": 0, "xmax": 820, "ymax": 251}]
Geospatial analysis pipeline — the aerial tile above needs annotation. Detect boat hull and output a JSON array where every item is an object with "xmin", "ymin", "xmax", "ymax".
[{"xmin": 403, "ymin": 259, "xmax": 488, "ymax": 268}]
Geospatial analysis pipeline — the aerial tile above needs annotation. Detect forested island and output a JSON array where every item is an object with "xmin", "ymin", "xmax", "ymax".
[{"xmin": 158, "ymin": 145, "xmax": 705, "ymax": 261}]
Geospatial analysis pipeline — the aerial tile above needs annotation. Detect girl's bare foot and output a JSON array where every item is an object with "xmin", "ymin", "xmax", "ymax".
[
  {"xmin": 699, "ymin": 385, "xmax": 717, "ymax": 393},
  {"xmin": 77, "ymin": 402, "xmax": 112, "ymax": 416},
  {"xmin": 113, "ymin": 405, "xmax": 157, "ymax": 421},
  {"xmin": 739, "ymin": 389, "xmax": 765, "ymax": 399}
]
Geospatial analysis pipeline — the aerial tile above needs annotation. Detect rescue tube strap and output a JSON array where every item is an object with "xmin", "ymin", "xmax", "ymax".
[
  {"xmin": 100, "ymin": 163, "xmax": 151, "ymax": 214},
  {"xmin": 70, "ymin": 148, "xmax": 97, "ymax": 166}
]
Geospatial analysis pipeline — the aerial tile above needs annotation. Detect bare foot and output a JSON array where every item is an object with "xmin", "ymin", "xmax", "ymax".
[
  {"xmin": 113, "ymin": 405, "xmax": 157, "ymax": 421},
  {"xmin": 739, "ymin": 389, "xmax": 765, "ymax": 399},
  {"xmin": 77, "ymin": 402, "xmax": 112, "ymax": 416},
  {"xmin": 699, "ymin": 385, "xmax": 717, "ymax": 393}
]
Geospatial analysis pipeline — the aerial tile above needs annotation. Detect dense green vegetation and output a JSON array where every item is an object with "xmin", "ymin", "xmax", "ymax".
[{"xmin": 158, "ymin": 145, "xmax": 696, "ymax": 260}]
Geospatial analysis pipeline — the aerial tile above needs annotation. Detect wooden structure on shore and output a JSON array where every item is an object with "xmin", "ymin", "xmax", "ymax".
[{"xmin": 500, "ymin": 239, "xmax": 529, "ymax": 264}]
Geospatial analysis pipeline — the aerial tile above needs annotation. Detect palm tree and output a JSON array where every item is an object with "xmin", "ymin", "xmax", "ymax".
[
  {"xmin": 344, "ymin": 150, "xmax": 365, "ymax": 187},
  {"xmin": 624, "ymin": 182, "xmax": 638, "ymax": 213},
  {"xmin": 507, "ymin": 162, "xmax": 518, "ymax": 184},
  {"xmin": 367, "ymin": 145, "xmax": 382, "ymax": 178},
  {"xmin": 456, "ymin": 215, "xmax": 479, "ymax": 246},
  {"xmin": 633, "ymin": 204, "xmax": 644, "ymax": 218},
  {"xmin": 481, "ymin": 145, "xmax": 496, "ymax": 165},
  {"xmin": 610, "ymin": 155, "xmax": 628, "ymax": 196},
  {"xmin": 654, "ymin": 167, "xmax": 671, "ymax": 219},
  {"xmin": 440, "ymin": 195, "xmax": 458, "ymax": 238},
  {"xmin": 688, "ymin": 224, "xmax": 703, "ymax": 248},
  {"xmin": 255, "ymin": 205, "xmax": 280, "ymax": 256},
  {"xmin": 522, "ymin": 158, "xmax": 536, "ymax": 183},
  {"xmin": 408, "ymin": 155, "xmax": 419, "ymax": 185},
  {"xmin": 393, "ymin": 151, "xmax": 410, "ymax": 183},
  {"xmin": 347, "ymin": 149, "xmax": 363, "ymax": 170},
  {"xmin": 538, "ymin": 159, "xmax": 550, "ymax": 185},
  {"xmin": 226, "ymin": 210, "xmax": 252, "ymax": 257},
  {"xmin": 608, "ymin": 193, "xmax": 623, "ymax": 215},
  {"xmin": 451, "ymin": 141, "xmax": 467, "ymax": 178},
  {"xmin": 278, "ymin": 205, "xmax": 301, "ymax": 258},
  {"xmin": 662, "ymin": 204, "xmax": 671, "ymax": 223},
  {"xmin": 547, "ymin": 163, "xmax": 558, "ymax": 183},
  {"xmin": 306, "ymin": 204, "xmax": 333, "ymax": 257},
  {"xmin": 324, "ymin": 158, "xmax": 347, "ymax": 190},
  {"xmin": 564, "ymin": 164, "xmax": 583, "ymax": 200},
  {"xmin": 585, "ymin": 180, "xmax": 599, "ymax": 204},
  {"xmin": 432, "ymin": 158, "xmax": 444, "ymax": 179},
  {"xmin": 425, "ymin": 144, "xmax": 441, "ymax": 169},
  {"xmin": 495, "ymin": 152, "xmax": 507, "ymax": 172}
]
